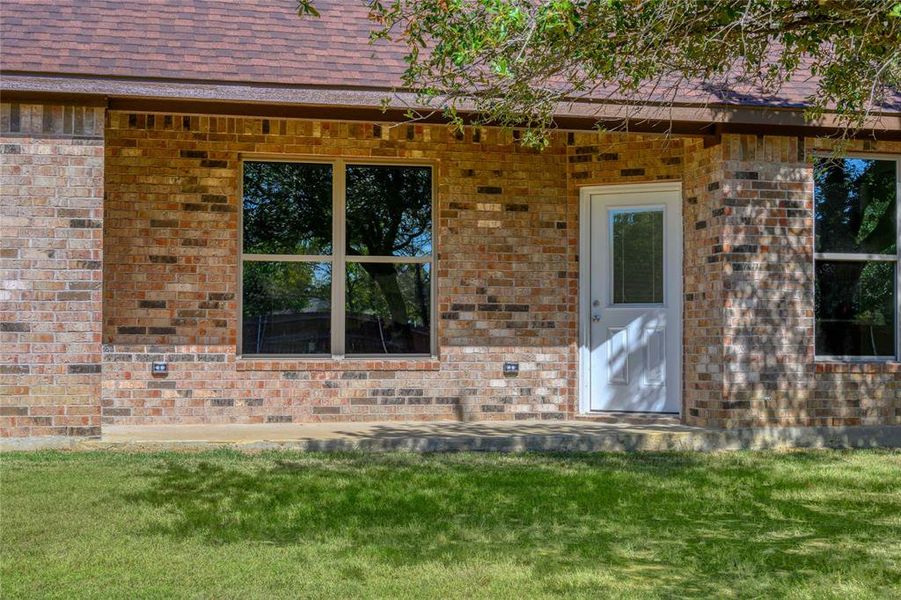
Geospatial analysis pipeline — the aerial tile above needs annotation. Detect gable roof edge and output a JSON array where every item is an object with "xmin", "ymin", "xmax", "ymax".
[{"xmin": 2, "ymin": 72, "xmax": 899, "ymax": 137}]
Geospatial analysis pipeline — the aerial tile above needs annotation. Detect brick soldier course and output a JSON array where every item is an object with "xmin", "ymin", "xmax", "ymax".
[{"xmin": 2, "ymin": 102, "xmax": 898, "ymax": 437}]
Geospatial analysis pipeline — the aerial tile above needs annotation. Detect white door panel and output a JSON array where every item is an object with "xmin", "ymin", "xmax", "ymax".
[{"xmin": 585, "ymin": 186, "xmax": 681, "ymax": 413}]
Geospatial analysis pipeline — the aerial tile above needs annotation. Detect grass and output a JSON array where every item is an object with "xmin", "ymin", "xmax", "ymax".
[{"xmin": 1, "ymin": 450, "xmax": 900, "ymax": 599}]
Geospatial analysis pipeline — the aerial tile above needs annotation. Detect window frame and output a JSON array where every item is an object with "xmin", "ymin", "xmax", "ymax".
[
  {"xmin": 238, "ymin": 155, "xmax": 438, "ymax": 360},
  {"xmin": 812, "ymin": 152, "xmax": 901, "ymax": 362}
]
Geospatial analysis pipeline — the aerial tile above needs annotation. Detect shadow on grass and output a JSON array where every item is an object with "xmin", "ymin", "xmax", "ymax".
[{"xmin": 126, "ymin": 452, "xmax": 900, "ymax": 596}]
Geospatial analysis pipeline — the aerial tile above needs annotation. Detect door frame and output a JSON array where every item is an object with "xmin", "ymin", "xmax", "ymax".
[{"xmin": 578, "ymin": 181, "xmax": 683, "ymax": 415}]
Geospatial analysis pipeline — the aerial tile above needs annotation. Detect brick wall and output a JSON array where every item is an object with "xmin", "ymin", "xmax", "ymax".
[
  {"xmin": 3, "ymin": 103, "xmax": 897, "ymax": 434},
  {"xmin": 101, "ymin": 115, "xmax": 700, "ymax": 425},
  {"xmin": 0, "ymin": 102, "xmax": 105, "ymax": 437},
  {"xmin": 684, "ymin": 135, "xmax": 900, "ymax": 428},
  {"xmin": 682, "ymin": 140, "xmax": 727, "ymax": 425},
  {"xmin": 717, "ymin": 135, "xmax": 817, "ymax": 426},
  {"xmin": 103, "ymin": 115, "xmax": 573, "ymax": 423}
]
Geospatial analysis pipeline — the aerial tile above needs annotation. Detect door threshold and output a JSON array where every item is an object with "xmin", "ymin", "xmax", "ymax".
[
  {"xmin": 577, "ymin": 411, "xmax": 682, "ymax": 425},
  {"xmin": 586, "ymin": 410, "xmax": 679, "ymax": 415}
]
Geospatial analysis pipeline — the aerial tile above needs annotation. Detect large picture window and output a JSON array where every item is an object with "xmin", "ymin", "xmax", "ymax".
[
  {"xmin": 240, "ymin": 159, "xmax": 434, "ymax": 357},
  {"xmin": 814, "ymin": 156, "xmax": 900, "ymax": 360}
]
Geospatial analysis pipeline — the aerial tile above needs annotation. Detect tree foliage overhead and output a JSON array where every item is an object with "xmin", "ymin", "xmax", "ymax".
[{"xmin": 300, "ymin": 0, "xmax": 901, "ymax": 148}]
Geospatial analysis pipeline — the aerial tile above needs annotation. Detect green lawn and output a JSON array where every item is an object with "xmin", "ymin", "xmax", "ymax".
[{"xmin": 2, "ymin": 450, "xmax": 900, "ymax": 599}]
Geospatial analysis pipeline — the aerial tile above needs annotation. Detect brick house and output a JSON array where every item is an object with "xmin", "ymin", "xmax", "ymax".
[{"xmin": 1, "ymin": 1, "xmax": 899, "ymax": 439}]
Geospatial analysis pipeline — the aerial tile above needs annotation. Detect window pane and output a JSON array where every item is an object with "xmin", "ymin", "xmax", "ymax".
[
  {"xmin": 345, "ymin": 165, "xmax": 432, "ymax": 257},
  {"xmin": 611, "ymin": 209, "xmax": 664, "ymax": 304},
  {"xmin": 815, "ymin": 261, "xmax": 895, "ymax": 356},
  {"xmin": 243, "ymin": 162, "xmax": 333, "ymax": 255},
  {"xmin": 242, "ymin": 262, "xmax": 331, "ymax": 355},
  {"xmin": 814, "ymin": 158, "xmax": 897, "ymax": 254},
  {"xmin": 345, "ymin": 263, "xmax": 431, "ymax": 354}
]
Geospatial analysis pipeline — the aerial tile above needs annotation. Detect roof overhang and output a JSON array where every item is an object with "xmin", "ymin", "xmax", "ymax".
[{"xmin": 3, "ymin": 72, "xmax": 900, "ymax": 139}]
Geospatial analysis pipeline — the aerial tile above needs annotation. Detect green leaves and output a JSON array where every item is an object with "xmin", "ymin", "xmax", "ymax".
[
  {"xmin": 295, "ymin": 0, "xmax": 319, "ymax": 17},
  {"xmin": 299, "ymin": 0, "xmax": 901, "ymax": 148}
]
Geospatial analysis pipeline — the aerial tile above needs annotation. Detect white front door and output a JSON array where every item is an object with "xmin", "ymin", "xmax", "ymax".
[{"xmin": 582, "ymin": 183, "xmax": 682, "ymax": 414}]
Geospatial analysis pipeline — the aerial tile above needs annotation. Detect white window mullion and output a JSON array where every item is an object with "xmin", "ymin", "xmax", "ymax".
[
  {"xmin": 332, "ymin": 159, "xmax": 347, "ymax": 358},
  {"xmin": 243, "ymin": 254, "xmax": 333, "ymax": 263},
  {"xmin": 344, "ymin": 255, "xmax": 432, "ymax": 264},
  {"xmin": 814, "ymin": 253, "xmax": 898, "ymax": 262}
]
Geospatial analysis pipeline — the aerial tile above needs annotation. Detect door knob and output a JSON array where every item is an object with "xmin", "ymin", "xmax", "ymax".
[{"xmin": 592, "ymin": 313, "xmax": 601, "ymax": 322}]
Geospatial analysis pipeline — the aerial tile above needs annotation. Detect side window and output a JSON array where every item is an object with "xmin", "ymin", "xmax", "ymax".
[{"xmin": 814, "ymin": 157, "xmax": 899, "ymax": 359}]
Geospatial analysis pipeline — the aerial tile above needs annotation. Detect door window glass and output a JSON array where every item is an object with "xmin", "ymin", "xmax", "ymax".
[{"xmin": 610, "ymin": 209, "xmax": 664, "ymax": 304}]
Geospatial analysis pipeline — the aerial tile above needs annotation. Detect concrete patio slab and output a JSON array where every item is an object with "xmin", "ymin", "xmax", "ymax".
[{"xmin": 3, "ymin": 421, "xmax": 900, "ymax": 452}]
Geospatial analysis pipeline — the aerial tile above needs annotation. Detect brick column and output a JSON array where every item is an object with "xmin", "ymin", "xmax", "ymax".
[
  {"xmin": 0, "ymin": 102, "xmax": 105, "ymax": 438},
  {"xmin": 682, "ymin": 140, "xmax": 727, "ymax": 426},
  {"xmin": 684, "ymin": 134, "xmax": 817, "ymax": 428},
  {"xmin": 717, "ymin": 134, "xmax": 815, "ymax": 427}
]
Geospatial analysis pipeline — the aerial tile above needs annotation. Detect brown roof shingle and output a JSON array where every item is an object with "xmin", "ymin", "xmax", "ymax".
[
  {"xmin": 2, "ymin": 0, "xmax": 409, "ymax": 88},
  {"xmin": 1, "ymin": 0, "xmax": 899, "ymax": 113}
]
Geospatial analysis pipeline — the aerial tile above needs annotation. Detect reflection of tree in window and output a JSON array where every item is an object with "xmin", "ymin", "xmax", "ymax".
[
  {"xmin": 815, "ymin": 261, "xmax": 894, "ymax": 356},
  {"xmin": 240, "ymin": 161, "xmax": 433, "ymax": 356},
  {"xmin": 346, "ymin": 165, "xmax": 432, "ymax": 257},
  {"xmin": 814, "ymin": 157, "xmax": 897, "ymax": 357},
  {"xmin": 242, "ymin": 262, "xmax": 331, "ymax": 355},
  {"xmin": 814, "ymin": 159, "xmax": 896, "ymax": 254},
  {"xmin": 243, "ymin": 162, "xmax": 333, "ymax": 255},
  {"xmin": 345, "ymin": 166, "xmax": 432, "ymax": 353},
  {"xmin": 346, "ymin": 264, "xmax": 431, "ymax": 354}
]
